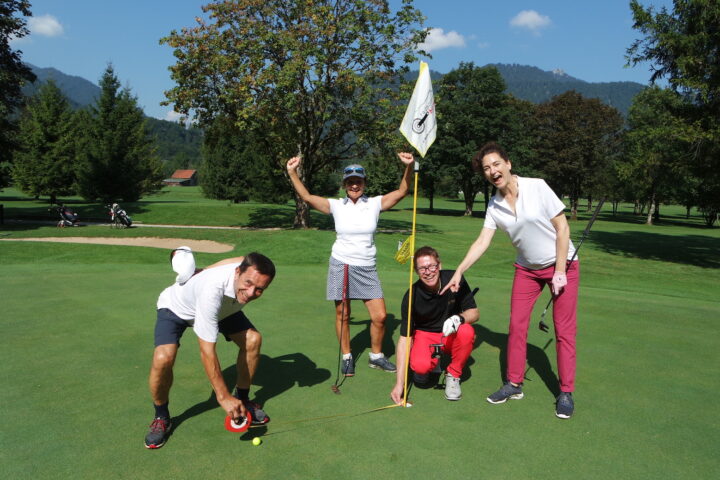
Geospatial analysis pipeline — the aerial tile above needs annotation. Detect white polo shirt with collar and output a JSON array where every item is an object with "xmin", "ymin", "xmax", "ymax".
[
  {"xmin": 483, "ymin": 176, "xmax": 576, "ymax": 269},
  {"xmin": 157, "ymin": 262, "xmax": 244, "ymax": 343},
  {"xmin": 328, "ymin": 195, "xmax": 383, "ymax": 266}
]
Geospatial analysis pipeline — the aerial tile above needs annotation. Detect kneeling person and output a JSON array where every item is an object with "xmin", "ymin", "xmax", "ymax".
[
  {"xmin": 390, "ymin": 246, "xmax": 478, "ymax": 404},
  {"xmin": 145, "ymin": 252, "xmax": 276, "ymax": 449}
]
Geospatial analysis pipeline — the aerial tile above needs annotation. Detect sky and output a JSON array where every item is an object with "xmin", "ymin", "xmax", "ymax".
[{"xmin": 11, "ymin": 0, "xmax": 674, "ymax": 121}]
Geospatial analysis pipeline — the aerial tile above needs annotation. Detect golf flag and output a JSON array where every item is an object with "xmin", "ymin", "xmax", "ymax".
[
  {"xmin": 400, "ymin": 61, "xmax": 436, "ymax": 158},
  {"xmin": 394, "ymin": 236, "xmax": 413, "ymax": 264}
]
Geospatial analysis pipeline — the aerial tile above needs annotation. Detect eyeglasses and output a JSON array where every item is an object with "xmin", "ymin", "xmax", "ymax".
[
  {"xmin": 417, "ymin": 263, "xmax": 439, "ymax": 274},
  {"xmin": 344, "ymin": 167, "xmax": 365, "ymax": 175}
]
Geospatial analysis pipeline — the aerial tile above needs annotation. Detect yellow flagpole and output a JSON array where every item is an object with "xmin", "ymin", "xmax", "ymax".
[{"xmin": 402, "ymin": 161, "xmax": 420, "ymax": 407}]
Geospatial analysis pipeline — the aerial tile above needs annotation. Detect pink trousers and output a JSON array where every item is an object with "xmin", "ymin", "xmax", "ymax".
[
  {"xmin": 410, "ymin": 324, "xmax": 475, "ymax": 378},
  {"xmin": 507, "ymin": 261, "xmax": 579, "ymax": 392}
]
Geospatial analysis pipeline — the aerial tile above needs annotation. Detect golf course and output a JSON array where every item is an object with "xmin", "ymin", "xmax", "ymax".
[{"xmin": 1, "ymin": 186, "xmax": 718, "ymax": 479}]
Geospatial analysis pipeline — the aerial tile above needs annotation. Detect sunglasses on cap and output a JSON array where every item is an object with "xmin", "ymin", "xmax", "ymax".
[{"xmin": 343, "ymin": 166, "xmax": 365, "ymax": 175}]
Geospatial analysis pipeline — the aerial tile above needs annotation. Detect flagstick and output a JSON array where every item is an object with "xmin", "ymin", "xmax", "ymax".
[{"xmin": 402, "ymin": 160, "xmax": 420, "ymax": 407}]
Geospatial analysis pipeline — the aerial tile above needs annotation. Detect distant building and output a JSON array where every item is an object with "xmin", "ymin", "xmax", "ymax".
[{"xmin": 163, "ymin": 169, "xmax": 198, "ymax": 186}]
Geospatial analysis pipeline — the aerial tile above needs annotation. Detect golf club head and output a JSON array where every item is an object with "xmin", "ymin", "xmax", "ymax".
[
  {"xmin": 225, "ymin": 411, "xmax": 253, "ymax": 433},
  {"xmin": 538, "ymin": 320, "xmax": 549, "ymax": 333}
]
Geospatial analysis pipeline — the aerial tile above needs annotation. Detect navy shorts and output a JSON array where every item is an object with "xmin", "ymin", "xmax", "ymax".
[{"xmin": 154, "ymin": 308, "xmax": 256, "ymax": 346}]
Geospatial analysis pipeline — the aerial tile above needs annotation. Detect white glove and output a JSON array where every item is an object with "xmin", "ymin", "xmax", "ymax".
[
  {"xmin": 442, "ymin": 315, "xmax": 463, "ymax": 336},
  {"xmin": 551, "ymin": 272, "xmax": 567, "ymax": 296},
  {"xmin": 172, "ymin": 246, "xmax": 195, "ymax": 285}
]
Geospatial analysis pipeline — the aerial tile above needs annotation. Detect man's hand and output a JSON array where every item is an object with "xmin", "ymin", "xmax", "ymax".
[
  {"xmin": 219, "ymin": 395, "xmax": 247, "ymax": 421},
  {"xmin": 397, "ymin": 152, "xmax": 415, "ymax": 166},
  {"xmin": 442, "ymin": 315, "xmax": 463, "ymax": 336},
  {"xmin": 551, "ymin": 272, "xmax": 567, "ymax": 296},
  {"xmin": 390, "ymin": 384, "xmax": 405, "ymax": 405}
]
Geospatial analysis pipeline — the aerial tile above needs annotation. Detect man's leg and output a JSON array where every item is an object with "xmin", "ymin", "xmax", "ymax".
[
  {"xmin": 228, "ymin": 328, "xmax": 262, "ymax": 391},
  {"xmin": 145, "ymin": 343, "xmax": 178, "ymax": 449},
  {"xmin": 227, "ymin": 326, "xmax": 269, "ymax": 425},
  {"xmin": 149, "ymin": 344, "xmax": 179, "ymax": 407},
  {"xmin": 443, "ymin": 323, "xmax": 475, "ymax": 379}
]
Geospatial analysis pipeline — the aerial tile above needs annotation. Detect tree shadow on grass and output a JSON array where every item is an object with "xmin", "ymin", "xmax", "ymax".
[
  {"xmin": 172, "ymin": 352, "xmax": 330, "ymax": 433},
  {"xmin": 473, "ymin": 324, "xmax": 560, "ymax": 397},
  {"xmin": 347, "ymin": 312, "xmax": 400, "ymax": 365},
  {"xmin": 591, "ymin": 230, "xmax": 720, "ymax": 268}
]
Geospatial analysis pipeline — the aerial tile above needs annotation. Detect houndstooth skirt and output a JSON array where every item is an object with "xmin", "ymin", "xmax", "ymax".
[{"xmin": 326, "ymin": 256, "xmax": 384, "ymax": 301}]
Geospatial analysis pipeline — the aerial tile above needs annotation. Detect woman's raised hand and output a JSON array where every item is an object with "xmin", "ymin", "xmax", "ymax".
[
  {"xmin": 397, "ymin": 152, "xmax": 415, "ymax": 166},
  {"xmin": 287, "ymin": 156, "xmax": 301, "ymax": 174}
]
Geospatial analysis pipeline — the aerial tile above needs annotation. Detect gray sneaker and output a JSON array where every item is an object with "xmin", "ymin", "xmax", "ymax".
[
  {"xmin": 486, "ymin": 382, "xmax": 524, "ymax": 404},
  {"xmin": 368, "ymin": 356, "xmax": 397, "ymax": 372},
  {"xmin": 144, "ymin": 417, "xmax": 172, "ymax": 449},
  {"xmin": 444, "ymin": 373, "xmax": 462, "ymax": 401},
  {"xmin": 555, "ymin": 392, "xmax": 574, "ymax": 419},
  {"xmin": 342, "ymin": 357, "xmax": 355, "ymax": 377}
]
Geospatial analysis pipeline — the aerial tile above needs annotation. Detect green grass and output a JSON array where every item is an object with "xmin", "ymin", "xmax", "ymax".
[{"xmin": 1, "ymin": 188, "xmax": 719, "ymax": 479}]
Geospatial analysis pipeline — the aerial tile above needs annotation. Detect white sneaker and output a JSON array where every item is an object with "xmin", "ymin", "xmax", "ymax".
[{"xmin": 444, "ymin": 373, "xmax": 462, "ymax": 401}]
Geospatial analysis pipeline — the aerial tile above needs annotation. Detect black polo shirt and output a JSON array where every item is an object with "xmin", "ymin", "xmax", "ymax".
[{"xmin": 399, "ymin": 270, "xmax": 477, "ymax": 336}]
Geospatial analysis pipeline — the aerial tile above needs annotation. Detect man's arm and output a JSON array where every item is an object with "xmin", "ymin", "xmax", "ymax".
[
  {"xmin": 459, "ymin": 307, "xmax": 479, "ymax": 325},
  {"xmin": 390, "ymin": 335, "xmax": 411, "ymax": 404},
  {"xmin": 197, "ymin": 337, "xmax": 246, "ymax": 419}
]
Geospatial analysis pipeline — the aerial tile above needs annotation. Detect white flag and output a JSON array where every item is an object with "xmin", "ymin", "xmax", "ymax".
[{"xmin": 399, "ymin": 61, "xmax": 436, "ymax": 158}]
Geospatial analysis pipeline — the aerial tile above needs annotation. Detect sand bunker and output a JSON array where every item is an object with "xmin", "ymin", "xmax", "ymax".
[{"xmin": 1, "ymin": 236, "xmax": 234, "ymax": 253}]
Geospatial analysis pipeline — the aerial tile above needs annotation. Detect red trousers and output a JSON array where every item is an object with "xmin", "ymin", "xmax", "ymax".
[
  {"xmin": 507, "ymin": 261, "xmax": 579, "ymax": 392},
  {"xmin": 410, "ymin": 324, "xmax": 475, "ymax": 378}
]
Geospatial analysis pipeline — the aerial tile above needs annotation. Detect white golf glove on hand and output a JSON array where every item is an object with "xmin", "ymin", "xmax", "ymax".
[
  {"xmin": 442, "ymin": 315, "xmax": 463, "ymax": 337},
  {"xmin": 172, "ymin": 246, "xmax": 196, "ymax": 285},
  {"xmin": 551, "ymin": 272, "xmax": 567, "ymax": 296}
]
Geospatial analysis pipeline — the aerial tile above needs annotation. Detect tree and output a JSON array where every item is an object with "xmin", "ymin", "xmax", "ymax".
[
  {"xmin": 627, "ymin": 0, "xmax": 720, "ymax": 226},
  {"xmin": 432, "ymin": 63, "xmax": 508, "ymax": 216},
  {"xmin": 75, "ymin": 65, "xmax": 163, "ymax": 202},
  {"xmin": 13, "ymin": 80, "xmax": 77, "ymax": 204},
  {"xmin": 161, "ymin": 0, "xmax": 426, "ymax": 227},
  {"xmin": 201, "ymin": 115, "xmax": 292, "ymax": 204},
  {"xmin": 623, "ymin": 86, "xmax": 689, "ymax": 225},
  {"xmin": 0, "ymin": 0, "xmax": 36, "ymax": 187},
  {"xmin": 534, "ymin": 91, "xmax": 624, "ymax": 219}
]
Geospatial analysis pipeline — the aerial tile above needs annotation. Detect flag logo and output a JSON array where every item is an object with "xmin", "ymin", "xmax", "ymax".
[{"xmin": 400, "ymin": 61, "xmax": 436, "ymax": 158}]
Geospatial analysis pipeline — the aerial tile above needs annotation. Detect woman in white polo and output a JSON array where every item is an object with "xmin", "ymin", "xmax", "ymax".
[
  {"xmin": 287, "ymin": 153, "xmax": 414, "ymax": 376},
  {"xmin": 443, "ymin": 141, "xmax": 579, "ymax": 420}
]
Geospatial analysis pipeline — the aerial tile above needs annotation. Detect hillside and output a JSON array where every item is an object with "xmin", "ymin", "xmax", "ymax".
[
  {"xmin": 491, "ymin": 63, "xmax": 645, "ymax": 116},
  {"xmin": 22, "ymin": 64, "xmax": 202, "ymax": 173}
]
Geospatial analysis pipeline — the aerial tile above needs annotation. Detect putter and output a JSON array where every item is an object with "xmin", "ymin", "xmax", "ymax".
[
  {"xmin": 539, "ymin": 198, "xmax": 606, "ymax": 332},
  {"xmin": 331, "ymin": 264, "xmax": 350, "ymax": 394}
]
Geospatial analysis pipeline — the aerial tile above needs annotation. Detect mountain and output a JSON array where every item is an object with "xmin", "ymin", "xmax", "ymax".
[
  {"xmin": 22, "ymin": 64, "xmax": 202, "ymax": 173},
  {"xmin": 491, "ymin": 63, "xmax": 645, "ymax": 116}
]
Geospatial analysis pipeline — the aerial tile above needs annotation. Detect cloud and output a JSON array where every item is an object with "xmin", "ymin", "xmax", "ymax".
[
  {"xmin": 165, "ymin": 110, "xmax": 185, "ymax": 122},
  {"xmin": 418, "ymin": 28, "xmax": 466, "ymax": 52},
  {"xmin": 29, "ymin": 14, "xmax": 64, "ymax": 37},
  {"xmin": 510, "ymin": 10, "xmax": 551, "ymax": 34}
]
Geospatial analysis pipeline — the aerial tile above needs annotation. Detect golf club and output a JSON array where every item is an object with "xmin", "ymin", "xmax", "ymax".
[
  {"xmin": 331, "ymin": 263, "xmax": 350, "ymax": 394},
  {"xmin": 539, "ymin": 198, "xmax": 606, "ymax": 332}
]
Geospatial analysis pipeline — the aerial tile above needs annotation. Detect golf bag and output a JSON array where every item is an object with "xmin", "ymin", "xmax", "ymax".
[
  {"xmin": 52, "ymin": 204, "xmax": 79, "ymax": 227},
  {"xmin": 107, "ymin": 203, "xmax": 132, "ymax": 228}
]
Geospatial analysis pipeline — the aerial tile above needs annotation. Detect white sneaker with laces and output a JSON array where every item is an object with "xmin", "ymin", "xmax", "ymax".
[{"xmin": 444, "ymin": 373, "xmax": 462, "ymax": 401}]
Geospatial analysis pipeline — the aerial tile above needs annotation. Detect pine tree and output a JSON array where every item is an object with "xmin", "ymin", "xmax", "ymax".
[
  {"xmin": 76, "ymin": 65, "xmax": 163, "ymax": 202},
  {"xmin": 13, "ymin": 80, "xmax": 77, "ymax": 204}
]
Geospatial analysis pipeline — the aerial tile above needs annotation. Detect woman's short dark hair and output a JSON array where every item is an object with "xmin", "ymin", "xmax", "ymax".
[
  {"xmin": 472, "ymin": 141, "xmax": 510, "ymax": 172},
  {"xmin": 239, "ymin": 252, "xmax": 276, "ymax": 279}
]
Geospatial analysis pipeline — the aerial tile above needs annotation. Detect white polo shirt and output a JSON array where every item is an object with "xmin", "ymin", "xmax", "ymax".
[
  {"xmin": 483, "ymin": 176, "xmax": 576, "ymax": 269},
  {"xmin": 328, "ymin": 195, "xmax": 383, "ymax": 266},
  {"xmin": 157, "ymin": 262, "xmax": 243, "ymax": 343}
]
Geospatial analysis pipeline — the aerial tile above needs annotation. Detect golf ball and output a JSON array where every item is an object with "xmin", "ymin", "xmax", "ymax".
[{"xmin": 252, "ymin": 437, "xmax": 262, "ymax": 446}]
